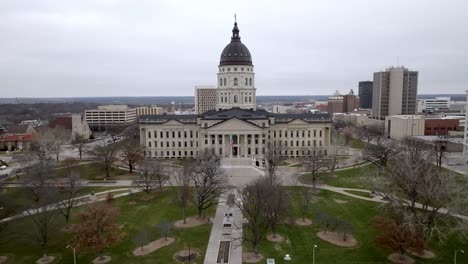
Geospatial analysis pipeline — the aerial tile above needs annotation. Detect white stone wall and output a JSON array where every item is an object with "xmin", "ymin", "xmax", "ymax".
[{"xmin": 216, "ymin": 65, "xmax": 256, "ymax": 110}]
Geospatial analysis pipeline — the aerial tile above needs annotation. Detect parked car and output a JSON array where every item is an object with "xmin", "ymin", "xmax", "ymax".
[{"xmin": 0, "ymin": 165, "xmax": 7, "ymax": 170}]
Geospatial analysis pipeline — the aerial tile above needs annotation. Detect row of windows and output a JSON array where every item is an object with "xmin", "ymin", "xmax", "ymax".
[
  {"xmin": 220, "ymin": 95, "xmax": 253, "ymax": 103},
  {"xmin": 272, "ymin": 129, "xmax": 323, "ymax": 138},
  {"xmin": 146, "ymin": 149, "xmax": 328, "ymax": 158},
  {"xmin": 274, "ymin": 140, "xmax": 322, "ymax": 147},
  {"xmin": 219, "ymin": 77, "xmax": 253, "ymax": 87},
  {"xmin": 147, "ymin": 130, "xmax": 198, "ymax": 139},
  {"xmin": 148, "ymin": 141, "xmax": 199, "ymax": 148},
  {"xmin": 221, "ymin": 67, "xmax": 252, "ymax": 72}
]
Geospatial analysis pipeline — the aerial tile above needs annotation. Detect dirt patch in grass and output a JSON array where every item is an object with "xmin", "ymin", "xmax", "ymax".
[
  {"xmin": 140, "ymin": 194, "xmax": 157, "ymax": 201},
  {"xmin": 36, "ymin": 256, "xmax": 56, "ymax": 264},
  {"xmin": 409, "ymin": 249, "xmax": 436, "ymax": 259},
  {"xmin": 173, "ymin": 249, "xmax": 200, "ymax": 262},
  {"xmin": 294, "ymin": 218, "xmax": 313, "ymax": 226},
  {"xmin": 316, "ymin": 231, "xmax": 358, "ymax": 247},
  {"xmin": 266, "ymin": 233, "xmax": 285, "ymax": 243},
  {"xmin": 0, "ymin": 256, "xmax": 8, "ymax": 264},
  {"xmin": 132, "ymin": 237, "xmax": 175, "ymax": 256},
  {"xmin": 127, "ymin": 201, "xmax": 137, "ymax": 205},
  {"xmin": 174, "ymin": 216, "xmax": 209, "ymax": 228},
  {"xmin": 333, "ymin": 199, "xmax": 348, "ymax": 204},
  {"xmin": 92, "ymin": 255, "xmax": 112, "ymax": 264},
  {"xmin": 243, "ymin": 252, "xmax": 263, "ymax": 263},
  {"xmin": 387, "ymin": 253, "xmax": 415, "ymax": 264}
]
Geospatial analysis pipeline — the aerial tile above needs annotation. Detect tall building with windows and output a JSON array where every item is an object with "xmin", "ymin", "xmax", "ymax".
[
  {"xmin": 358, "ymin": 81, "xmax": 373, "ymax": 109},
  {"xmin": 139, "ymin": 21, "xmax": 333, "ymax": 165},
  {"xmin": 372, "ymin": 67, "xmax": 418, "ymax": 120},
  {"xmin": 194, "ymin": 86, "xmax": 217, "ymax": 114},
  {"xmin": 85, "ymin": 105, "xmax": 137, "ymax": 129}
]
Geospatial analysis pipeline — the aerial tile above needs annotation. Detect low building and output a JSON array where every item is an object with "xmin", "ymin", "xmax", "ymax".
[
  {"xmin": 5, "ymin": 124, "xmax": 37, "ymax": 135},
  {"xmin": 48, "ymin": 114, "xmax": 91, "ymax": 141},
  {"xmin": 424, "ymin": 118, "xmax": 459, "ymax": 136},
  {"xmin": 327, "ymin": 96, "xmax": 344, "ymax": 114},
  {"xmin": 327, "ymin": 90, "xmax": 359, "ymax": 114},
  {"xmin": 334, "ymin": 113, "xmax": 369, "ymax": 127},
  {"xmin": 84, "ymin": 105, "xmax": 137, "ymax": 129},
  {"xmin": 136, "ymin": 106, "xmax": 164, "ymax": 116},
  {"xmin": 272, "ymin": 105, "xmax": 289, "ymax": 114},
  {"xmin": 385, "ymin": 115, "xmax": 425, "ymax": 140},
  {"xmin": 409, "ymin": 136, "xmax": 463, "ymax": 152},
  {"xmin": 417, "ymin": 97, "xmax": 451, "ymax": 113},
  {"xmin": 0, "ymin": 134, "xmax": 36, "ymax": 151}
]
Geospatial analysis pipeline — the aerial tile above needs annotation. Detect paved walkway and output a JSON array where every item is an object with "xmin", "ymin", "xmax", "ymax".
[
  {"xmin": 0, "ymin": 188, "xmax": 139, "ymax": 223},
  {"xmin": 204, "ymin": 190, "xmax": 242, "ymax": 264},
  {"xmin": 301, "ymin": 183, "xmax": 468, "ymax": 221}
]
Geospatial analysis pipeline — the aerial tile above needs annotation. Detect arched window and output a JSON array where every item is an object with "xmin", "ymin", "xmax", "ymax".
[
  {"xmin": 223, "ymin": 78, "xmax": 226, "ymax": 86},
  {"xmin": 234, "ymin": 78, "xmax": 238, "ymax": 86},
  {"xmin": 234, "ymin": 95, "xmax": 238, "ymax": 103},
  {"xmin": 219, "ymin": 78, "xmax": 222, "ymax": 86},
  {"xmin": 245, "ymin": 78, "xmax": 248, "ymax": 85},
  {"xmin": 221, "ymin": 96, "xmax": 223, "ymax": 103},
  {"xmin": 249, "ymin": 78, "xmax": 252, "ymax": 86},
  {"xmin": 249, "ymin": 96, "xmax": 252, "ymax": 103}
]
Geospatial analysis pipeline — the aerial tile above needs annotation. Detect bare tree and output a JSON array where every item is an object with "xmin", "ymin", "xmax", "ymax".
[
  {"xmin": 22, "ymin": 160, "xmax": 56, "ymax": 203},
  {"xmin": 191, "ymin": 149, "xmax": 226, "ymax": 218},
  {"xmin": 156, "ymin": 221, "xmax": 172, "ymax": 241},
  {"xmin": 263, "ymin": 141, "xmax": 284, "ymax": 184},
  {"xmin": 72, "ymin": 134, "xmax": 88, "ymax": 160},
  {"xmin": 302, "ymin": 150, "xmax": 330, "ymax": 191},
  {"xmin": 50, "ymin": 126, "xmax": 69, "ymax": 162},
  {"xmin": 265, "ymin": 182, "xmax": 289, "ymax": 238},
  {"xmin": 105, "ymin": 125, "xmax": 124, "ymax": 142},
  {"xmin": 235, "ymin": 177, "xmax": 271, "ymax": 255},
  {"xmin": 134, "ymin": 160, "xmax": 166, "ymax": 193},
  {"xmin": 342, "ymin": 126, "xmax": 355, "ymax": 144},
  {"xmin": 26, "ymin": 189, "xmax": 60, "ymax": 261},
  {"xmin": 433, "ymin": 135, "xmax": 448, "ymax": 168},
  {"xmin": 91, "ymin": 144, "xmax": 119, "ymax": 177},
  {"xmin": 0, "ymin": 185, "xmax": 18, "ymax": 245},
  {"xmin": 371, "ymin": 140, "xmax": 468, "ymax": 244},
  {"xmin": 174, "ymin": 162, "xmax": 193, "ymax": 224},
  {"xmin": 55, "ymin": 159, "xmax": 82, "ymax": 223},
  {"xmin": 316, "ymin": 211, "xmax": 338, "ymax": 234},
  {"xmin": 336, "ymin": 219, "xmax": 354, "ymax": 241},
  {"xmin": 120, "ymin": 138, "xmax": 144, "ymax": 173},
  {"xmin": 132, "ymin": 227, "xmax": 152, "ymax": 252},
  {"xmin": 300, "ymin": 186, "xmax": 313, "ymax": 221},
  {"xmin": 362, "ymin": 139, "xmax": 395, "ymax": 169}
]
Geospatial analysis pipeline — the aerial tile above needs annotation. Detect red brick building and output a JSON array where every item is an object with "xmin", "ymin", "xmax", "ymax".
[{"xmin": 424, "ymin": 118, "xmax": 459, "ymax": 136}]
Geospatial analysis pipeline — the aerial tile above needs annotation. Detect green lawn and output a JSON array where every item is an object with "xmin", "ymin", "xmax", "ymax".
[
  {"xmin": 246, "ymin": 187, "xmax": 468, "ymax": 264},
  {"xmin": 55, "ymin": 162, "xmax": 128, "ymax": 180},
  {"xmin": 301, "ymin": 165, "xmax": 376, "ymax": 189},
  {"xmin": 0, "ymin": 188, "xmax": 214, "ymax": 263},
  {"xmin": 1, "ymin": 187, "xmax": 128, "ymax": 215}
]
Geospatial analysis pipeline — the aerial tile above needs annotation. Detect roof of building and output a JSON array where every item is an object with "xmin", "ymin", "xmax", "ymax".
[
  {"xmin": 411, "ymin": 135, "xmax": 463, "ymax": 144},
  {"xmin": 49, "ymin": 116, "xmax": 73, "ymax": 130},
  {"xmin": 139, "ymin": 107, "xmax": 331, "ymax": 124},
  {"xmin": 0, "ymin": 134, "xmax": 36, "ymax": 142},
  {"xmin": 5, "ymin": 124, "xmax": 31, "ymax": 134},
  {"xmin": 219, "ymin": 22, "xmax": 252, "ymax": 66}
]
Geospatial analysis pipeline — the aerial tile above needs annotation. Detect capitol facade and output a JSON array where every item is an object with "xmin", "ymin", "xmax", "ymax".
[{"xmin": 139, "ymin": 21, "xmax": 332, "ymax": 165}]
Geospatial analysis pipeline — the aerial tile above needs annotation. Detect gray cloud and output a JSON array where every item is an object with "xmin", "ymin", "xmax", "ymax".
[{"xmin": 0, "ymin": 0, "xmax": 467, "ymax": 97}]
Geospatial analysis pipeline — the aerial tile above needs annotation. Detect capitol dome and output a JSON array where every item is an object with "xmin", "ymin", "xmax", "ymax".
[{"xmin": 219, "ymin": 22, "xmax": 253, "ymax": 66}]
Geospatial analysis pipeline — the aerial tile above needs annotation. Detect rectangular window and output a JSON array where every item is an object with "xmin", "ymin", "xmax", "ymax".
[
  {"xmin": 154, "ymin": 131, "xmax": 157, "ymax": 138},
  {"xmin": 148, "ymin": 131, "xmax": 151, "ymax": 138},
  {"xmin": 314, "ymin": 130, "xmax": 316, "ymax": 137},
  {"xmin": 148, "ymin": 141, "xmax": 152, "ymax": 147}
]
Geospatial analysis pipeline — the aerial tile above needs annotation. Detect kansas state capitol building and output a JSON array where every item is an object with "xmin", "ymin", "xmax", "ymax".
[{"xmin": 139, "ymin": 21, "xmax": 332, "ymax": 165}]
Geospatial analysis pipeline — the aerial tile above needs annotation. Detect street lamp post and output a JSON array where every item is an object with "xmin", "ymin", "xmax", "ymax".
[
  {"xmin": 66, "ymin": 245, "xmax": 76, "ymax": 264},
  {"xmin": 313, "ymin": 244, "xmax": 318, "ymax": 264},
  {"xmin": 454, "ymin": 249, "xmax": 464, "ymax": 264}
]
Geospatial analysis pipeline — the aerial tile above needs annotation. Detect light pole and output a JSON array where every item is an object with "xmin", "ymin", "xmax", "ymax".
[
  {"xmin": 313, "ymin": 244, "xmax": 318, "ymax": 264},
  {"xmin": 455, "ymin": 249, "xmax": 464, "ymax": 264},
  {"xmin": 66, "ymin": 245, "xmax": 76, "ymax": 264}
]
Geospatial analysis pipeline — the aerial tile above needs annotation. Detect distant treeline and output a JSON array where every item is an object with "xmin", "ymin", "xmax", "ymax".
[{"xmin": 0, "ymin": 94, "xmax": 463, "ymax": 105}]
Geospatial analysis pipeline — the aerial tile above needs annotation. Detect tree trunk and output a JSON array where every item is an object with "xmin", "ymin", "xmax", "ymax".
[
  {"xmin": 182, "ymin": 206, "xmax": 187, "ymax": 224},
  {"xmin": 312, "ymin": 174, "xmax": 317, "ymax": 191},
  {"xmin": 129, "ymin": 163, "xmax": 133, "ymax": 173},
  {"xmin": 198, "ymin": 207, "xmax": 203, "ymax": 218}
]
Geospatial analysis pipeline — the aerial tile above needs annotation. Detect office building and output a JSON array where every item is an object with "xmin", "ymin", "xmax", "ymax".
[
  {"xmin": 85, "ymin": 105, "xmax": 137, "ymax": 128},
  {"xmin": 194, "ymin": 86, "xmax": 218, "ymax": 114},
  {"xmin": 358, "ymin": 81, "xmax": 373, "ymax": 109},
  {"xmin": 372, "ymin": 67, "xmax": 418, "ymax": 119}
]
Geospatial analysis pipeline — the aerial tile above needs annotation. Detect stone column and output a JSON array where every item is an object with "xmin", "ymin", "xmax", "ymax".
[
  {"xmin": 244, "ymin": 134, "xmax": 248, "ymax": 158},
  {"xmin": 222, "ymin": 134, "xmax": 226, "ymax": 157},
  {"xmin": 229, "ymin": 134, "xmax": 233, "ymax": 158}
]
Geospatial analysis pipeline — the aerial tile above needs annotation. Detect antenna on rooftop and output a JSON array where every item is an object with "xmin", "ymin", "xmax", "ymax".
[{"xmin": 234, "ymin": 13, "xmax": 237, "ymax": 23}]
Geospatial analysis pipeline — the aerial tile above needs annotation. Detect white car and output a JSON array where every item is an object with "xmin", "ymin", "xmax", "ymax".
[{"xmin": 0, "ymin": 165, "xmax": 7, "ymax": 170}]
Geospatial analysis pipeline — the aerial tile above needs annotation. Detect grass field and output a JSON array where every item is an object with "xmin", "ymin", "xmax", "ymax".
[
  {"xmin": 0, "ymin": 188, "xmax": 215, "ymax": 264},
  {"xmin": 301, "ymin": 164, "xmax": 376, "ymax": 189},
  {"xmin": 54, "ymin": 162, "xmax": 128, "ymax": 180},
  {"xmin": 245, "ymin": 187, "xmax": 468, "ymax": 264}
]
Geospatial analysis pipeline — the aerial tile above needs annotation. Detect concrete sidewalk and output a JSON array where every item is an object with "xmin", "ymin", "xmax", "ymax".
[{"xmin": 204, "ymin": 190, "xmax": 242, "ymax": 264}]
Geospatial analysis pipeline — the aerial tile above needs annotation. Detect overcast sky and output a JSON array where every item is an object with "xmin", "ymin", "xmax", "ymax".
[{"xmin": 1, "ymin": 0, "xmax": 466, "ymax": 97}]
